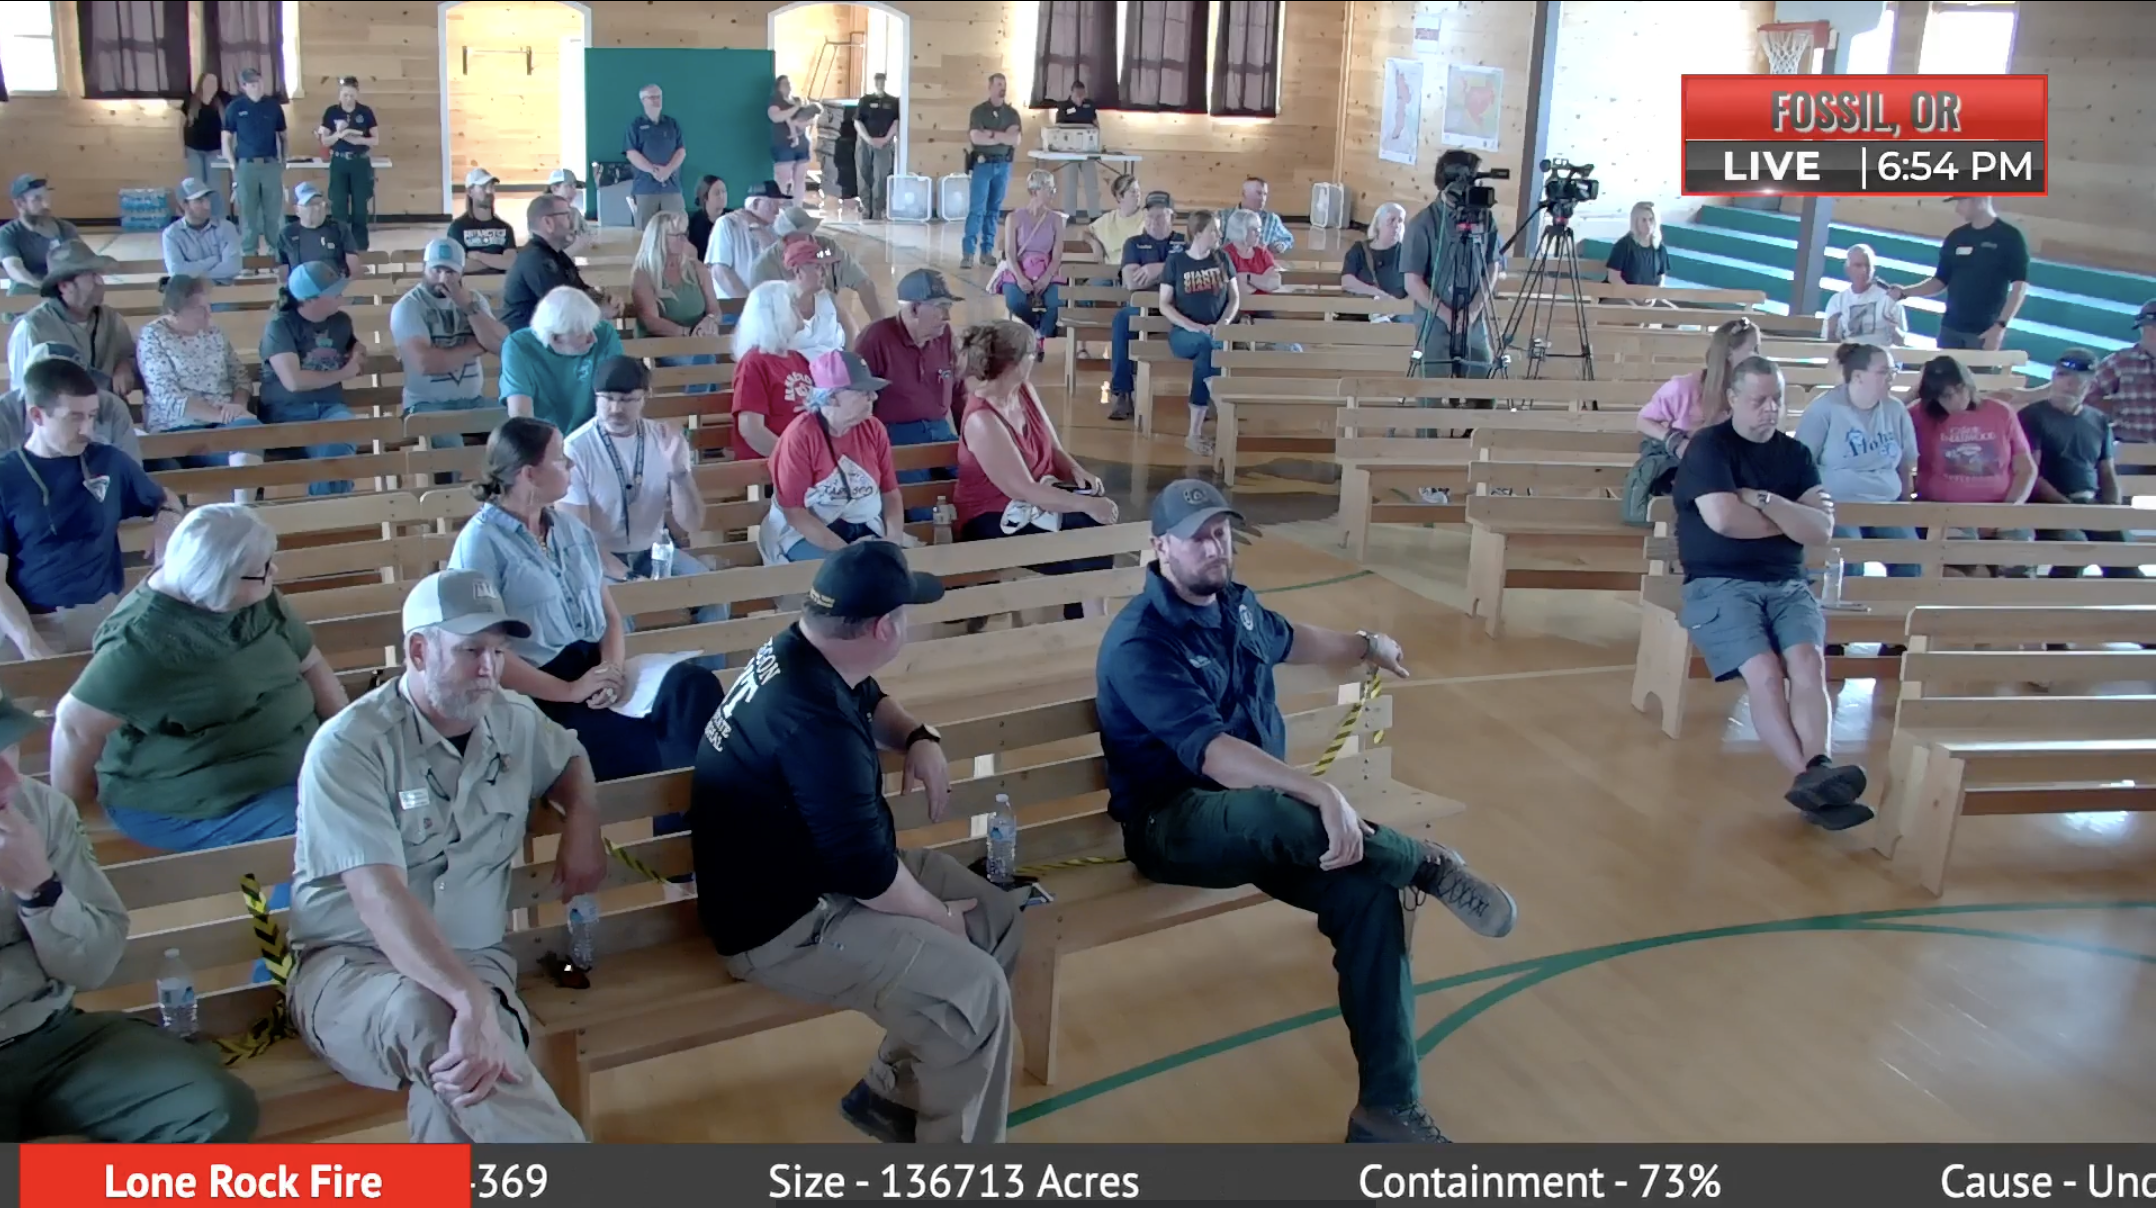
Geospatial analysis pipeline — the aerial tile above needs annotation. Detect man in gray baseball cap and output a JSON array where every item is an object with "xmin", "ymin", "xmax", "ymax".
[
  {"xmin": 748, "ymin": 205, "xmax": 885, "ymax": 319},
  {"xmin": 0, "ymin": 174, "xmax": 80, "ymax": 297},
  {"xmin": 390, "ymin": 237, "xmax": 506, "ymax": 472},
  {"xmin": 161, "ymin": 176, "xmax": 242, "ymax": 284},
  {"xmin": 285, "ymin": 567, "xmax": 600, "ymax": 1143},
  {"xmin": 1095, "ymin": 478, "xmax": 1518, "ymax": 1143}
]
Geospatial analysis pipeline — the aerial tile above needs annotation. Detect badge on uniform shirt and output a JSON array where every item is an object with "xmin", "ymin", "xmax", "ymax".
[
  {"xmin": 398, "ymin": 788, "xmax": 429, "ymax": 811},
  {"xmin": 83, "ymin": 475, "xmax": 109, "ymax": 502},
  {"xmin": 1238, "ymin": 603, "xmax": 1255, "ymax": 631}
]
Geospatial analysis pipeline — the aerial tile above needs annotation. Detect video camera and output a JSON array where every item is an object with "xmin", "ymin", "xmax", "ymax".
[
  {"xmin": 1440, "ymin": 157, "xmax": 1511, "ymax": 215},
  {"xmin": 1539, "ymin": 157, "xmax": 1600, "ymax": 215}
]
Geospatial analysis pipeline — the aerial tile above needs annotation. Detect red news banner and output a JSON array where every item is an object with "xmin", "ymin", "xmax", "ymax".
[
  {"xmin": 1680, "ymin": 74, "xmax": 2049, "ymax": 197},
  {"xmin": 22, "ymin": 1145, "xmax": 473, "ymax": 1207}
]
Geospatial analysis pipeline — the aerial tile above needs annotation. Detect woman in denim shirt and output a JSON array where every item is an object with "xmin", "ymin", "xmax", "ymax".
[{"xmin": 447, "ymin": 416, "xmax": 722, "ymax": 786}]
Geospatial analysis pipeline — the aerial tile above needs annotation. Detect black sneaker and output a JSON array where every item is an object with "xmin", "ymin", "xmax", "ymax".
[
  {"xmin": 1799, "ymin": 800, "xmax": 1876, "ymax": 831},
  {"xmin": 1785, "ymin": 759, "xmax": 1867, "ymax": 812},
  {"xmin": 840, "ymin": 1081, "xmax": 916, "ymax": 1143},
  {"xmin": 1407, "ymin": 839, "xmax": 1517, "ymax": 938},
  {"xmin": 1347, "ymin": 1102, "xmax": 1451, "ymax": 1142},
  {"xmin": 1108, "ymin": 392, "xmax": 1134, "ymax": 421}
]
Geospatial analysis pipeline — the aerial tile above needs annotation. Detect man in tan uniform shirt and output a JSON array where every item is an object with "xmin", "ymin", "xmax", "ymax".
[
  {"xmin": 0, "ymin": 693, "xmax": 257, "ymax": 1142},
  {"xmin": 287, "ymin": 569, "xmax": 606, "ymax": 1143}
]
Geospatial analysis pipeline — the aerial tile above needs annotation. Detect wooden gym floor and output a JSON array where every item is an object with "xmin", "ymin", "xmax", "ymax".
[{"xmin": 89, "ymin": 216, "xmax": 2156, "ymax": 1143}]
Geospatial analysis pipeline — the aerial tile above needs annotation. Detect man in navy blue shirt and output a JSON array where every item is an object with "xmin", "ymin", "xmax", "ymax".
[
  {"xmin": 1095, "ymin": 479, "xmax": 1516, "ymax": 1144},
  {"xmin": 689, "ymin": 540, "xmax": 1026, "ymax": 1145},
  {"xmin": 220, "ymin": 67, "xmax": 288, "ymax": 258},
  {"xmin": 0, "ymin": 359, "xmax": 176, "ymax": 661},
  {"xmin": 624, "ymin": 84, "xmax": 687, "ymax": 232},
  {"xmin": 1106, "ymin": 191, "xmax": 1185, "ymax": 422}
]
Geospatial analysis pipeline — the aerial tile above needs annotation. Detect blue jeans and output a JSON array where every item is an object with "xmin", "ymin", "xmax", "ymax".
[
  {"xmin": 964, "ymin": 160, "xmax": 1012, "ymax": 258},
  {"xmin": 107, "ymin": 784, "xmax": 299, "ymax": 984},
  {"xmin": 145, "ymin": 416, "xmax": 264, "ymax": 471},
  {"xmin": 608, "ymin": 548, "xmax": 730, "ymax": 670},
  {"xmin": 1109, "ymin": 305, "xmax": 1143, "ymax": 394},
  {"xmin": 1833, "ymin": 523, "xmax": 1922, "ymax": 579},
  {"xmin": 1002, "ymin": 282, "xmax": 1062, "ymax": 340},
  {"xmin": 885, "ymin": 416, "xmax": 957, "ymax": 523},
  {"xmin": 657, "ymin": 351, "xmax": 718, "ymax": 396},
  {"xmin": 1167, "ymin": 326, "xmax": 1223, "ymax": 410},
  {"xmin": 259, "ymin": 398, "xmax": 356, "ymax": 495}
]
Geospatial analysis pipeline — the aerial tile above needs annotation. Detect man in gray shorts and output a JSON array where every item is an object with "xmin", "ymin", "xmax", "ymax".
[{"xmin": 1670, "ymin": 356, "xmax": 1872, "ymax": 830}]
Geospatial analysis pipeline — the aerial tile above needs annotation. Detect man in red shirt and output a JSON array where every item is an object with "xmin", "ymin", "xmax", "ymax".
[{"xmin": 857, "ymin": 269, "xmax": 962, "ymax": 520}]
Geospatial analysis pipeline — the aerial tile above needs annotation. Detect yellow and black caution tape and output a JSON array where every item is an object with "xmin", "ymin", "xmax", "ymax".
[
  {"xmin": 213, "ymin": 872, "xmax": 296, "ymax": 1066},
  {"xmin": 606, "ymin": 836, "xmax": 669, "ymax": 885},
  {"xmin": 1018, "ymin": 669, "xmax": 1389, "ymax": 879}
]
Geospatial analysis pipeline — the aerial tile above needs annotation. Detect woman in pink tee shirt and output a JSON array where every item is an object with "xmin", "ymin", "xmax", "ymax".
[
  {"xmin": 1636, "ymin": 317, "xmax": 1758, "ymax": 454},
  {"xmin": 1906, "ymin": 355, "xmax": 2036, "ymax": 575}
]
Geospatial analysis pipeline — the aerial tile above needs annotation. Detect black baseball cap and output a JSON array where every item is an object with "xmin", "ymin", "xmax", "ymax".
[
  {"xmin": 805, "ymin": 540, "xmax": 944, "ymax": 621},
  {"xmin": 750, "ymin": 180, "xmax": 786, "ymax": 200},
  {"xmin": 1151, "ymin": 478, "xmax": 1242, "ymax": 540},
  {"xmin": 594, "ymin": 355, "xmax": 650, "ymax": 395},
  {"xmin": 2054, "ymin": 347, "xmax": 2098, "ymax": 375},
  {"xmin": 1143, "ymin": 190, "xmax": 1173, "ymax": 210}
]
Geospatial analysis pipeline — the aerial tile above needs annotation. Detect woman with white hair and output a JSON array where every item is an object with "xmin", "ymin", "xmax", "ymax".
[
  {"xmin": 499, "ymin": 284, "xmax": 625, "ymax": 432},
  {"xmin": 631, "ymin": 209, "xmax": 722, "ymax": 395},
  {"xmin": 449, "ymin": 416, "xmax": 723, "ymax": 782},
  {"xmin": 758, "ymin": 349, "xmax": 904, "ymax": 563},
  {"xmin": 1222, "ymin": 208, "xmax": 1283, "ymax": 296},
  {"xmin": 990, "ymin": 169, "xmax": 1066, "ymax": 351},
  {"xmin": 780, "ymin": 238, "xmax": 850, "ymax": 360},
  {"xmin": 1341, "ymin": 202, "xmax": 1409, "ymax": 317},
  {"xmin": 49, "ymin": 503, "xmax": 350, "ymax": 855},
  {"xmin": 729, "ymin": 279, "xmax": 813, "ymax": 460}
]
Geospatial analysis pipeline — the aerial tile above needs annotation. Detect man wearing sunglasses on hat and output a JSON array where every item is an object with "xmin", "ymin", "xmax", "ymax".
[
  {"xmin": 2015, "ymin": 348, "xmax": 2147, "ymax": 580},
  {"xmin": 2083, "ymin": 300, "xmax": 2156, "ymax": 475}
]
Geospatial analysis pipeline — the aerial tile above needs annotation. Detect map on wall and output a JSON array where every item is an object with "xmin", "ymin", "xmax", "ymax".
[
  {"xmin": 1442, "ymin": 62, "xmax": 1503, "ymax": 151},
  {"xmin": 1379, "ymin": 58, "xmax": 1423, "ymax": 165}
]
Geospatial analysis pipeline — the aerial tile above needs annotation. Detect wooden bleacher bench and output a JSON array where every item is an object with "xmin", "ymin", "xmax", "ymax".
[
  {"xmin": 1630, "ymin": 498, "xmax": 2156, "ymax": 739},
  {"xmin": 1867, "ymin": 604, "xmax": 2156, "ymax": 893},
  {"xmin": 1463, "ymin": 428, "xmax": 1649, "ymax": 636}
]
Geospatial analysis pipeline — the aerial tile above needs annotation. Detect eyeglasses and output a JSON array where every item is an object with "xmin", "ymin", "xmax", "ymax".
[{"xmin": 424, "ymin": 751, "xmax": 507, "ymax": 801}]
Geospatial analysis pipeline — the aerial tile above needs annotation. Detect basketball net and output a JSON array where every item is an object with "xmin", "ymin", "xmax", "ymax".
[{"xmin": 1760, "ymin": 22, "xmax": 1820, "ymax": 74}]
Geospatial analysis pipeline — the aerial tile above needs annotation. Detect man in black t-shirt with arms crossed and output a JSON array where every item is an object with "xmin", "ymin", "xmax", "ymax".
[
  {"xmin": 1672, "ymin": 356, "xmax": 1871, "ymax": 830},
  {"xmin": 688, "ymin": 541, "xmax": 1025, "ymax": 1145}
]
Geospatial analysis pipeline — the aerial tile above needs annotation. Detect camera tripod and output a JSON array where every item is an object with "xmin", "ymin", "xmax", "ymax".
[
  {"xmin": 1409, "ymin": 199, "xmax": 1502, "ymax": 386},
  {"xmin": 1493, "ymin": 201, "xmax": 1597, "ymax": 381}
]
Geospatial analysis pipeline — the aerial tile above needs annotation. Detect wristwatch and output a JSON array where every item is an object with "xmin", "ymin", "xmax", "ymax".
[
  {"xmin": 16, "ymin": 875, "xmax": 62, "ymax": 910},
  {"xmin": 1356, "ymin": 630, "xmax": 1378, "ymax": 662},
  {"xmin": 905, "ymin": 724, "xmax": 943, "ymax": 750}
]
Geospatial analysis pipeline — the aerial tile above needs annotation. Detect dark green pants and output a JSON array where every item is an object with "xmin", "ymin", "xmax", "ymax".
[
  {"xmin": 1124, "ymin": 786, "xmax": 1424, "ymax": 1109},
  {"xmin": 329, "ymin": 156, "xmax": 374, "ymax": 251},
  {"xmin": 0, "ymin": 1008, "xmax": 259, "ymax": 1142}
]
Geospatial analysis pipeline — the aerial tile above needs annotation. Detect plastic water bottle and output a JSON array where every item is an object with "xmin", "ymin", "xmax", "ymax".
[
  {"xmin": 1822, "ymin": 547, "xmax": 1846, "ymax": 607},
  {"xmin": 156, "ymin": 949, "xmax": 198, "ymax": 1039},
  {"xmin": 568, "ymin": 895, "xmax": 599, "ymax": 969},
  {"xmin": 649, "ymin": 529, "xmax": 676, "ymax": 580},
  {"xmin": 933, "ymin": 496, "xmax": 956, "ymax": 545},
  {"xmin": 985, "ymin": 793, "xmax": 1018, "ymax": 886}
]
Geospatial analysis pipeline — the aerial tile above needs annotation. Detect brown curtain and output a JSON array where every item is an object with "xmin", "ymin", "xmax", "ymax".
[
  {"xmin": 78, "ymin": 0, "xmax": 189, "ymax": 100},
  {"xmin": 1210, "ymin": 1, "xmax": 1282, "ymax": 117},
  {"xmin": 1120, "ymin": 0, "xmax": 1210, "ymax": 114},
  {"xmin": 1030, "ymin": 1, "xmax": 1119, "ymax": 110},
  {"xmin": 203, "ymin": 0, "xmax": 287, "ymax": 103}
]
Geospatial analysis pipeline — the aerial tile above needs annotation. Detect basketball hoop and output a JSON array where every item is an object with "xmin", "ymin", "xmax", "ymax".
[{"xmin": 1759, "ymin": 20, "xmax": 1834, "ymax": 74}]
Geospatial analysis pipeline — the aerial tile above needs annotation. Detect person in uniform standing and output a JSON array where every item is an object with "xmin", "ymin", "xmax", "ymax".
[
  {"xmin": 852, "ymin": 74, "xmax": 902, "ymax": 222},
  {"xmin": 316, "ymin": 76, "xmax": 380, "ymax": 254},
  {"xmin": 690, "ymin": 540, "xmax": 1025, "ymax": 1145},
  {"xmin": 220, "ymin": 67, "xmax": 287, "ymax": 259},
  {"xmin": 286, "ymin": 569, "xmax": 604, "ymax": 1143},
  {"xmin": 1094, "ymin": 479, "xmax": 1519, "ymax": 1144}
]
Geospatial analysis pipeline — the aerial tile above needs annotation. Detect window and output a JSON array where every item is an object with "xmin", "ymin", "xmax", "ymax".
[
  {"xmin": 1119, "ymin": 0, "xmax": 1208, "ymax": 113},
  {"xmin": 280, "ymin": 0, "xmax": 299, "ymax": 96},
  {"xmin": 1031, "ymin": 0, "xmax": 1118, "ymax": 110},
  {"xmin": 1209, "ymin": 0, "xmax": 1281, "ymax": 117},
  {"xmin": 203, "ymin": 0, "xmax": 288, "ymax": 102},
  {"xmin": 1918, "ymin": 1, "xmax": 2017, "ymax": 74},
  {"xmin": 0, "ymin": 1, "xmax": 59, "ymax": 95},
  {"xmin": 78, "ymin": 0, "xmax": 189, "ymax": 100}
]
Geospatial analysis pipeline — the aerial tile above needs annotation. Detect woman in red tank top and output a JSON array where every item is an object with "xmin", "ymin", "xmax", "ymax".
[{"xmin": 953, "ymin": 320, "xmax": 1120, "ymax": 618}]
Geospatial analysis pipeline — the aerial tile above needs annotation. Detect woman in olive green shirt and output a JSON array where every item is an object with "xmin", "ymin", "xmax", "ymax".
[
  {"xmin": 631, "ymin": 208, "xmax": 723, "ymax": 395},
  {"xmin": 48, "ymin": 504, "xmax": 350, "ymax": 868}
]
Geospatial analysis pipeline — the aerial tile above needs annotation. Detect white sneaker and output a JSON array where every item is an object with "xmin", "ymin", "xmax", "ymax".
[{"xmin": 1419, "ymin": 487, "xmax": 1451, "ymax": 504}]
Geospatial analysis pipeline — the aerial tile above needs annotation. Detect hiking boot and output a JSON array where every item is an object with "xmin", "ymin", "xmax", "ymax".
[
  {"xmin": 959, "ymin": 253, "xmax": 975, "ymax": 270},
  {"xmin": 1108, "ymin": 392, "xmax": 1134, "ymax": 421},
  {"xmin": 1407, "ymin": 839, "xmax": 1517, "ymax": 938},
  {"xmin": 1347, "ymin": 1102, "xmax": 1451, "ymax": 1142},
  {"xmin": 840, "ymin": 1080, "xmax": 916, "ymax": 1143},
  {"xmin": 1799, "ymin": 800, "xmax": 1876, "ymax": 831},
  {"xmin": 1785, "ymin": 757, "xmax": 1866, "ymax": 812}
]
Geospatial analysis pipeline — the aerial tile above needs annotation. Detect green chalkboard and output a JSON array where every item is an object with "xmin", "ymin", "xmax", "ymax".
[{"xmin": 582, "ymin": 48, "xmax": 778, "ymax": 225}]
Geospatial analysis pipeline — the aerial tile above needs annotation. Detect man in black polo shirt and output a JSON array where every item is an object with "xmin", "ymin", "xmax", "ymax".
[
  {"xmin": 1885, "ymin": 195, "xmax": 2029, "ymax": 351},
  {"xmin": 689, "ymin": 540, "xmax": 1024, "ymax": 1145},
  {"xmin": 1054, "ymin": 80, "xmax": 1098, "ymax": 126},
  {"xmin": 1671, "ymin": 356, "xmax": 1870, "ymax": 829},
  {"xmin": 500, "ymin": 193, "xmax": 617, "ymax": 332},
  {"xmin": 1094, "ymin": 479, "xmax": 1515, "ymax": 1145},
  {"xmin": 2019, "ymin": 348, "xmax": 2144, "ymax": 579},
  {"xmin": 852, "ymin": 73, "xmax": 901, "ymax": 221}
]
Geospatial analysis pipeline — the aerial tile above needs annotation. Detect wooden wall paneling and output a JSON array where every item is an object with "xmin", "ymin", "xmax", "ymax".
[
  {"xmin": 295, "ymin": 3, "xmax": 443, "ymax": 217},
  {"xmin": 445, "ymin": 1, "xmax": 586, "ymax": 190}
]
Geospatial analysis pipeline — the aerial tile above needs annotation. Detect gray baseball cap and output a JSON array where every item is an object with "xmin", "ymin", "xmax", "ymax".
[
  {"xmin": 896, "ymin": 268, "xmax": 960, "ymax": 304},
  {"xmin": 772, "ymin": 206, "xmax": 821, "ymax": 238},
  {"xmin": 402, "ymin": 569, "xmax": 531, "ymax": 639},
  {"xmin": 179, "ymin": 176, "xmax": 216, "ymax": 201},
  {"xmin": 1150, "ymin": 478, "xmax": 1242, "ymax": 540},
  {"xmin": 422, "ymin": 237, "xmax": 466, "ymax": 271}
]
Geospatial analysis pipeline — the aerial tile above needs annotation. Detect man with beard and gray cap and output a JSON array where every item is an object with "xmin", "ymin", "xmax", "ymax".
[
  {"xmin": 1093, "ymin": 479, "xmax": 1517, "ymax": 1144},
  {"xmin": 748, "ymin": 205, "xmax": 885, "ymax": 320},
  {"xmin": 286, "ymin": 568, "xmax": 606, "ymax": 1142}
]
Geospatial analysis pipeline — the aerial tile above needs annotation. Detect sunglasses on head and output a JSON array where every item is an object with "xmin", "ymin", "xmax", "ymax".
[{"xmin": 2056, "ymin": 356, "xmax": 2093, "ymax": 373}]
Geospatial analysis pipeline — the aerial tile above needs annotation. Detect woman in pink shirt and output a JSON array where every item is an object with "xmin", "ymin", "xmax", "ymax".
[
  {"xmin": 1906, "ymin": 355, "xmax": 2037, "ymax": 575},
  {"xmin": 1636, "ymin": 317, "xmax": 1758, "ymax": 454}
]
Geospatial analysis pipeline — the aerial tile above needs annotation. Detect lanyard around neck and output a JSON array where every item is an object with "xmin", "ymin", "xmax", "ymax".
[{"xmin": 597, "ymin": 424, "xmax": 648, "ymax": 547}]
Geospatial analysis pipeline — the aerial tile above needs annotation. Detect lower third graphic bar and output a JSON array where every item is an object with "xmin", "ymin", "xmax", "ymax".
[{"xmin": 1682, "ymin": 139, "xmax": 2047, "ymax": 196}]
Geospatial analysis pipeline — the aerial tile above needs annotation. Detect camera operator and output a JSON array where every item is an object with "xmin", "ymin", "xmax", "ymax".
[{"xmin": 1403, "ymin": 150, "xmax": 1503, "ymax": 392}]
